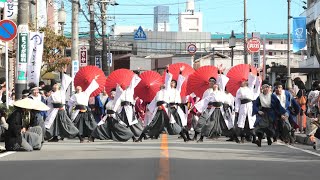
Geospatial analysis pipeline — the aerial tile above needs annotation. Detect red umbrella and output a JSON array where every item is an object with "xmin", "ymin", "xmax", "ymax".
[
  {"xmin": 163, "ymin": 63, "xmax": 195, "ymax": 97},
  {"xmin": 135, "ymin": 71, "xmax": 163, "ymax": 102},
  {"xmin": 105, "ymin": 69, "xmax": 135, "ymax": 96},
  {"xmin": 226, "ymin": 64, "xmax": 257, "ymax": 97},
  {"xmin": 187, "ymin": 65, "xmax": 218, "ymax": 98},
  {"xmin": 74, "ymin": 65, "xmax": 107, "ymax": 97}
]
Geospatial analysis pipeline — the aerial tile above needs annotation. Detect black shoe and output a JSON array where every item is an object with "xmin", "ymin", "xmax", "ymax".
[
  {"xmin": 267, "ymin": 137, "xmax": 272, "ymax": 145},
  {"xmin": 132, "ymin": 136, "xmax": 137, "ymax": 142},
  {"xmin": 197, "ymin": 139, "xmax": 203, "ymax": 143},
  {"xmin": 143, "ymin": 136, "xmax": 149, "ymax": 140},
  {"xmin": 255, "ymin": 139, "xmax": 262, "ymax": 147},
  {"xmin": 241, "ymin": 137, "xmax": 245, "ymax": 143},
  {"xmin": 48, "ymin": 136, "xmax": 59, "ymax": 142},
  {"xmin": 226, "ymin": 138, "xmax": 234, "ymax": 142},
  {"xmin": 273, "ymin": 137, "xmax": 277, "ymax": 142},
  {"xmin": 135, "ymin": 138, "xmax": 142, "ymax": 142},
  {"xmin": 88, "ymin": 137, "xmax": 94, "ymax": 142},
  {"xmin": 235, "ymin": 138, "xmax": 240, "ymax": 144}
]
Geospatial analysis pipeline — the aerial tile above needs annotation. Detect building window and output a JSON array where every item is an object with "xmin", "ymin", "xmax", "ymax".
[
  {"xmin": 274, "ymin": 52, "xmax": 276, "ymax": 55},
  {"xmin": 269, "ymin": 41, "xmax": 272, "ymax": 45},
  {"xmin": 281, "ymin": 52, "xmax": 283, "ymax": 55},
  {"xmin": 0, "ymin": 8, "xmax": 3, "ymax": 20},
  {"xmin": 281, "ymin": 41, "xmax": 283, "ymax": 44},
  {"xmin": 268, "ymin": 52, "xmax": 273, "ymax": 56}
]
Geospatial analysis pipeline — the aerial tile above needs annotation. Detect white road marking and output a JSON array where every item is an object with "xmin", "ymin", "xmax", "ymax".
[
  {"xmin": 276, "ymin": 142, "xmax": 320, "ymax": 157},
  {"xmin": 0, "ymin": 151, "xmax": 15, "ymax": 158}
]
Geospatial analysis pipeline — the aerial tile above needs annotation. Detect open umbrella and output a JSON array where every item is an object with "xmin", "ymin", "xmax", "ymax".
[
  {"xmin": 163, "ymin": 63, "xmax": 195, "ymax": 97},
  {"xmin": 226, "ymin": 64, "xmax": 257, "ymax": 97},
  {"xmin": 187, "ymin": 65, "xmax": 218, "ymax": 98},
  {"xmin": 74, "ymin": 66, "xmax": 107, "ymax": 97},
  {"xmin": 135, "ymin": 71, "xmax": 163, "ymax": 102},
  {"xmin": 105, "ymin": 69, "xmax": 135, "ymax": 96}
]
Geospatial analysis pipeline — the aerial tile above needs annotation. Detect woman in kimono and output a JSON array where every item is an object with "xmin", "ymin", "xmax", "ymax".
[
  {"xmin": 68, "ymin": 76, "xmax": 99, "ymax": 143},
  {"xmin": 273, "ymin": 81, "xmax": 300, "ymax": 144},
  {"xmin": 117, "ymin": 74, "xmax": 144, "ymax": 141},
  {"xmin": 135, "ymin": 68, "xmax": 188, "ymax": 142},
  {"xmin": 193, "ymin": 69, "xmax": 231, "ymax": 142},
  {"xmin": 253, "ymin": 81, "xmax": 287, "ymax": 147},
  {"xmin": 45, "ymin": 73, "xmax": 79, "ymax": 142},
  {"xmin": 234, "ymin": 71, "xmax": 261, "ymax": 143},
  {"xmin": 89, "ymin": 88, "xmax": 133, "ymax": 142}
]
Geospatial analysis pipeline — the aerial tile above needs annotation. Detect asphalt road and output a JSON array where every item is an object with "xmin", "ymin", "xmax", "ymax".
[{"xmin": 0, "ymin": 135, "xmax": 319, "ymax": 180}]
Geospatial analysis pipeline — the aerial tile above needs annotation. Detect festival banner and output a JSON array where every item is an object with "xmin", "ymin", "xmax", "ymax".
[
  {"xmin": 27, "ymin": 32, "xmax": 44, "ymax": 85},
  {"xmin": 292, "ymin": 17, "xmax": 306, "ymax": 52}
]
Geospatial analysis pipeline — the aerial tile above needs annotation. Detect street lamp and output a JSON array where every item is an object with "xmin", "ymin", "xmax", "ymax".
[
  {"xmin": 229, "ymin": 30, "xmax": 236, "ymax": 67},
  {"xmin": 58, "ymin": 1, "xmax": 66, "ymax": 36}
]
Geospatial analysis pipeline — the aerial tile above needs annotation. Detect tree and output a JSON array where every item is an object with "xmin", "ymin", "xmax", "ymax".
[{"xmin": 29, "ymin": 25, "xmax": 71, "ymax": 77}]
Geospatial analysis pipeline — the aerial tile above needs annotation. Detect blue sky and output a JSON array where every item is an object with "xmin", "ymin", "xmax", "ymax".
[{"xmin": 63, "ymin": 0, "xmax": 305, "ymax": 34}]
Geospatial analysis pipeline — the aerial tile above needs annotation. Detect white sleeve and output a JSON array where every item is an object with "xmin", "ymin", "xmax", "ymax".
[
  {"xmin": 176, "ymin": 74, "xmax": 186, "ymax": 94},
  {"xmin": 217, "ymin": 74, "xmax": 229, "ymax": 92},
  {"xmin": 165, "ymin": 72, "xmax": 173, "ymax": 91},
  {"xmin": 84, "ymin": 79, "xmax": 99, "ymax": 97},
  {"xmin": 234, "ymin": 89, "xmax": 241, "ymax": 113}
]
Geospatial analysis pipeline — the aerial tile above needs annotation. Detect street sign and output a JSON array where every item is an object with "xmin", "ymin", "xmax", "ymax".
[
  {"xmin": 95, "ymin": 55, "xmax": 102, "ymax": 68},
  {"xmin": 251, "ymin": 32, "xmax": 261, "ymax": 68},
  {"xmin": 17, "ymin": 25, "xmax": 28, "ymax": 82},
  {"xmin": 134, "ymin": 26, "xmax": 146, "ymax": 40},
  {"xmin": 247, "ymin": 38, "xmax": 261, "ymax": 53},
  {"xmin": 79, "ymin": 46, "xmax": 87, "ymax": 67},
  {"xmin": 107, "ymin": 53, "xmax": 112, "ymax": 67},
  {"xmin": 0, "ymin": 19, "xmax": 17, "ymax": 41},
  {"xmin": 187, "ymin": 44, "xmax": 197, "ymax": 54}
]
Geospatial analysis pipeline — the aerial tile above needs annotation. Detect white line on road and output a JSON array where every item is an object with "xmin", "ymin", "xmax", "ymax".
[
  {"xmin": 276, "ymin": 142, "xmax": 320, "ymax": 157},
  {"xmin": 0, "ymin": 151, "xmax": 15, "ymax": 158}
]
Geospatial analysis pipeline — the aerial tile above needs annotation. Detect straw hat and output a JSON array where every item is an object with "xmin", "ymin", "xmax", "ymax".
[{"xmin": 13, "ymin": 98, "xmax": 50, "ymax": 111}]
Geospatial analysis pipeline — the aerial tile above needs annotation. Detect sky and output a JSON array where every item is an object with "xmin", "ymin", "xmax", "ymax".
[{"xmin": 63, "ymin": 0, "xmax": 305, "ymax": 34}]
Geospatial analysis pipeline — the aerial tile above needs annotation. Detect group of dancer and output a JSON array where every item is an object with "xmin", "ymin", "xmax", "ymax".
[{"xmin": 3, "ymin": 63, "xmax": 304, "ymax": 151}]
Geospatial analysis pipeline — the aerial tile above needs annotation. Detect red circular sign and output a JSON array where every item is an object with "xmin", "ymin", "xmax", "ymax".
[
  {"xmin": 187, "ymin": 44, "xmax": 197, "ymax": 54},
  {"xmin": 247, "ymin": 38, "xmax": 261, "ymax": 53}
]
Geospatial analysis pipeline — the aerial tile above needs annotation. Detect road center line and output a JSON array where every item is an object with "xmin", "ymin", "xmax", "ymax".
[
  {"xmin": 157, "ymin": 134, "xmax": 170, "ymax": 180},
  {"xmin": 0, "ymin": 151, "xmax": 16, "ymax": 158},
  {"xmin": 276, "ymin": 142, "xmax": 320, "ymax": 157}
]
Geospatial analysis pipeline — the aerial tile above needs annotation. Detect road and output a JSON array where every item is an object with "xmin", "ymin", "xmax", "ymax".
[{"xmin": 0, "ymin": 135, "xmax": 319, "ymax": 180}]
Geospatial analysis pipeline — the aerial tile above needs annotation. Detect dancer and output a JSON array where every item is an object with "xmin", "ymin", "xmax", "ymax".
[
  {"xmin": 253, "ymin": 81, "xmax": 287, "ymax": 147},
  {"xmin": 68, "ymin": 76, "xmax": 99, "ymax": 143}
]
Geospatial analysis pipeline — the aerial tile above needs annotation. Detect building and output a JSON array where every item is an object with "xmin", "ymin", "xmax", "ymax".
[
  {"xmin": 178, "ymin": 0, "xmax": 202, "ymax": 32},
  {"xmin": 154, "ymin": 6, "xmax": 170, "ymax": 32},
  {"xmin": 300, "ymin": 0, "xmax": 320, "ymax": 87}
]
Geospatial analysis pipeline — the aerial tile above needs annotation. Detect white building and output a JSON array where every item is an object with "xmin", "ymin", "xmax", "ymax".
[
  {"xmin": 178, "ymin": 0, "xmax": 203, "ymax": 32},
  {"xmin": 154, "ymin": 6, "xmax": 170, "ymax": 32}
]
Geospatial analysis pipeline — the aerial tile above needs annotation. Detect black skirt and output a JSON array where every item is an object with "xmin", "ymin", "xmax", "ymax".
[
  {"xmin": 91, "ymin": 115, "xmax": 133, "ymax": 142},
  {"xmin": 119, "ymin": 107, "xmax": 143, "ymax": 137},
  {"xmin": 147, "ymin": 109, "xmax": 182, "ymax": 137},
  {"xmin": 46, "ymin": 110, "xmax": 79, "ymax": 139},
  {"xmin": 73, "ymin": 111, "xmax": 97, "ymax": 137},
  {"xmin": 197, "ymin": 108, "xmax": 227, "ymax": 138}
]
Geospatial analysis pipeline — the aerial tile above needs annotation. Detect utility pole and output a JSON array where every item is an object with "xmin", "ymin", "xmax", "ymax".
[
  {"xmin": 101, "ymin": 2, "xmax": 109, "ymax": 75},
  {"xmin": 211, "ymin": 48, "xmax": 215, "ymax": 66},
  {"xmin": 287, "ymin": 0, "xmax": 292, "ymax": 89},
  {"xmin": 71, "ymin": 0, "xmax": 79, "ymax": 93},
  {"xmin": 89, "ymin": 0, "xmax": 95, "ymax": 65},
  {"xmin": 16, "ymin": 0, "xmax": 29, "ymax": 99},
  {"xmin": 244, "ymin": 0, "xmax": 248, "ymax": 64}
]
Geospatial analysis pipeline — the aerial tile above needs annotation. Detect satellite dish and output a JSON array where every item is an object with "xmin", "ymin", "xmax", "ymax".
[{"xmin": 315, "ymin": 17, "xmax": 320, "ymax": 34}]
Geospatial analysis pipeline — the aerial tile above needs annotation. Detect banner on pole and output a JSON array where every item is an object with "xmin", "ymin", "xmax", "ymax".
[
  {"xmin": 17, "ymin": 25, "xmax": 29, "ymax": 83},
  {"xmin": 27, "ymin": 32, "xmax": 44, "ymax": 85},
  {"xmin": 95, "ymin": 55, "xmax": 102, "ymax": 68},
  {"xmin": 79, "ymin": 46, "xmax": 87, "ymax": 67},
  {"xmin": 251, "ymin": 32, "xmax": 261, "ymax": 68},
  {"xmin": 292, "ymin": 17, "xmax": 306, "ymax": 53},
  {"xmin": 4, "ymin": 0, "xmax": 18, "ymax": 20}
]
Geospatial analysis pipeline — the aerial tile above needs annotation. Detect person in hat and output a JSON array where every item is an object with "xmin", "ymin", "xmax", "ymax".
[
  {"xmin": 21, "ymin": 89, "xmax": 30, "ymax": 99},
  {"xmin": 253, "ymin": 81, "xmax": 287, "ymax": 147},
  {"xmin": 45, "ymin": 73, "xmax": 79, "ymax": 142},
  {"xmin": 4, "ymin": 98, "xmax": 44, "ymax": 151},
  {"xmin": 234, "ymin": 69, "xmax": 261, "ymax": 143},
  {"xmin": 68, "ymin": 76, "xmax": 99, "ymax": 143},
  {"xmin": 193, "ymin": 66, "xmax": 232, "ymax": 142},
  {"xmin": 89, "ymin": 88, "xmax": 133, "ymax": 142},
  {"xmin": 273, "ymin": 81, "xmax": 300, "ymax": 144}
]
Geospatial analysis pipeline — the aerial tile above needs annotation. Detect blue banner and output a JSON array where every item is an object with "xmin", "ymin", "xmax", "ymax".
[{"xmin": 292, "ymin": 17, "xmax": 306, "ymax": 52}]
